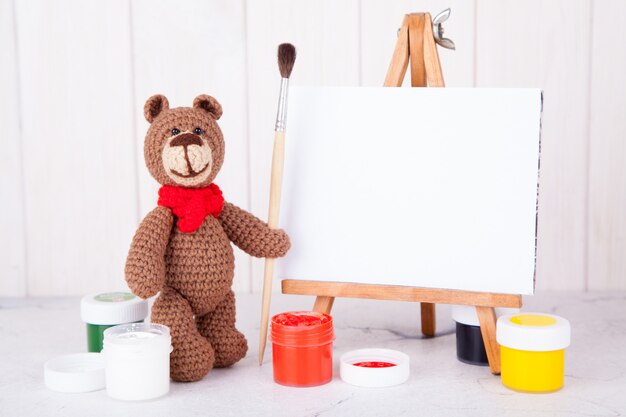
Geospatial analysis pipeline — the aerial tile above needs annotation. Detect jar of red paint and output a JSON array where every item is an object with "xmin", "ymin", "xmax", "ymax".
[{"xmin": 270, "ymin": 311, "xmax": 335, "ymax": 387}]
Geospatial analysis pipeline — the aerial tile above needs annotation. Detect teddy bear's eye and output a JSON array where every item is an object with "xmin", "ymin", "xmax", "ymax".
[
  {"xmin": 171, "ymin": 128, "xmax": 180, "ymax": 135},
  {"xmin": 194, "ymin": 127, "xmax": 203, "ymax": 135}
]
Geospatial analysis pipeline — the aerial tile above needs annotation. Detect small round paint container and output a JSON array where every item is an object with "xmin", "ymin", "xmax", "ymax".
[
  {"xmin": 81, "ymin": 292, "xmax": 149, "ymax": 352},
  {"xmin": 44, "ymin": 353, "xmax": 105, "ymax": 393},
  {"xmin": 452, "ymin": 306, "xmax": 519, "ymax": 366},
  {"xmin": 102, "ymin": 323, "xmax": 173, "ymax": 401},
  {"xmin": 340, "ymin": 348, "xmax": 409, "ymax": 387},
  {"xmin": 497, "ymin": 313, "xmax": 571, "ymax": 393},
  {"xmin": 270, "ymin": 311, "xmax": 334, "ymax": 387}
]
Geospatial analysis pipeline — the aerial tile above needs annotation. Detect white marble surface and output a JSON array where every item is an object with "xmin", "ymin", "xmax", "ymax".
[{"xmin": 0, "ymin": 292, "xmax": 624, "ymax": 417}]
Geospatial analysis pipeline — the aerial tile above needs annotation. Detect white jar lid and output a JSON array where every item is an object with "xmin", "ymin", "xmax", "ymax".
[
  {"xmin": 497, "ymin": 313, "xmax": 571, "ymax": 351},
  {"xmin": 44, "ymin": 353, "xmax": 105, "ymax": 393},
  {"xmin": 81, "ymin": 292, "xmax": 148, "ymax": 325},
  {"xmin": 452, "ymin": 305, "xmax": 520, "ymax": 326},
  {"xmin": 103, "ymin": 323, "xmax": 172, "ymax": 354},
  {"xmin": 340, "ymin": 348, "xmax": 409, "ymax": 388}
]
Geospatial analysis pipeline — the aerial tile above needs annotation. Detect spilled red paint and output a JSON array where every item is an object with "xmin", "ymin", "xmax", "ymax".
[{"xmin": 353, "ymin": 361, "xmax": 397, "ymax": 368}]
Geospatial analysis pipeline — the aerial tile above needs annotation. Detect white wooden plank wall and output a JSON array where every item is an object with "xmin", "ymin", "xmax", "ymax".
[
  {"xmin": 475, "ymin": 0, "xmax": 592, "ymax": 292},
  {"xmin": 588, "ymin": 0, "xmax": 626, "ymax": 290},
  {"xmin": 1, "ymin": 0, "xmax": 624, "ymax": 296},
  {"xmin": 0, "ymin": 0, "xmax": 26, "ymax": 296},
  {"xmin": 11, "ymin": 0, "xmax": 138, "ymax": 296}
]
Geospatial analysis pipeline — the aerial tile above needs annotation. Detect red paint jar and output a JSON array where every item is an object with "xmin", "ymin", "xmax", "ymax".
[{"xmin": 270, "ymin": 311, "xmax": 334, "ymax": 387}]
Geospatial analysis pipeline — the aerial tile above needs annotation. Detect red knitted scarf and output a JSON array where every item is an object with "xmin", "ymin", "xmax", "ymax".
[{"xmin": 158, "ymin": 184, "xmax": 224, "ymax": 233}]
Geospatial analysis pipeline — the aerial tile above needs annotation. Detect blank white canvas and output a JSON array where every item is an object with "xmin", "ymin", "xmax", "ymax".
[{"xmin": 277, "ymin": 87, "xmax": 542, "ymax": 295}]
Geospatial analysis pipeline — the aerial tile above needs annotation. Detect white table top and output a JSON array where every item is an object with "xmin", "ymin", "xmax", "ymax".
[{"xmin": 1, "ymin": 291, "xmax": 624, "ymax": 417}]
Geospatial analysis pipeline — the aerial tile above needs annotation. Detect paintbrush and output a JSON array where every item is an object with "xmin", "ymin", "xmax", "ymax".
[{"xmin": 259, "ymin": 43, "xmax": 297, "ymax": 365}]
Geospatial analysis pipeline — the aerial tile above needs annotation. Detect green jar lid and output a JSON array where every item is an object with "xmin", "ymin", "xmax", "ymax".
[{"xmin": 80, "ymin": 292, "xmax": 148, "ymax": 325}]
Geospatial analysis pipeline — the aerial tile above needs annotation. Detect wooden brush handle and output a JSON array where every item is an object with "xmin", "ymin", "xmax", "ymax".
[
  {"xmin": 259, "ymin": 130, "xmax": 285, "ymax": 365},
  {"xmin": 266, "ymin": 131, "xmax": 285, "ymax": 228}
]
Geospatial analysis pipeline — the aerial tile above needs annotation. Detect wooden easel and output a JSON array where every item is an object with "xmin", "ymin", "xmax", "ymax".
[{"xmin": 281, "ymin": 12, "xmax": 523, "ymax": 375}]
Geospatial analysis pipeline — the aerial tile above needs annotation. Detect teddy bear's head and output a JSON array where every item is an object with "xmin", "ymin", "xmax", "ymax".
[{"xmin": 143, "ymin": 94, "xmax": 225, "ymax": 188}]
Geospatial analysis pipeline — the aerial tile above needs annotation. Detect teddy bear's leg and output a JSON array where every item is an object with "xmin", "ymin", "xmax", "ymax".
[
  {"xmin": 195, "ymin": 290, "xmax": 248, "ymax": 368},
  {"xmin": 152, "ymin": 286, "xmax": 215, "ymax": 382}
]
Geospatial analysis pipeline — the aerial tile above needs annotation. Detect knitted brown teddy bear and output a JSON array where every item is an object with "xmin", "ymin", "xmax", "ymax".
[{"xmin": 125, "ymin": 94, "xmax": 290, "ymax": 382}]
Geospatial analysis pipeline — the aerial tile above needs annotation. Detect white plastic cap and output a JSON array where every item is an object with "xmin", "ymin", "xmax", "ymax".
[
  {"xmin": 44, "ymin": 353, "xmax": 105, "ymax": 393},
  {"xmin": 497, "ymin": 313, "xmax": 571, "ymax": 351},
  {"xmin": 103, "ymin": 323, "xmax": 172, "ymax": 354},
  {"xmin": 340, "ymin": 348, "xmax": 409, "ymax": 388},
  {"xmin": 452, "ymin": 305, "xmax": 520, "ymax": 326},
  {"xmin": 80, "ymin": 292, "xmax": 148, "ymax": 325}
]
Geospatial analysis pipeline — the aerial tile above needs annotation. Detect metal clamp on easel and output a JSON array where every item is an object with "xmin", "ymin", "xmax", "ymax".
[{"xmin": 432, "ymin": 8, "xmax": 456, "ymax": 50}]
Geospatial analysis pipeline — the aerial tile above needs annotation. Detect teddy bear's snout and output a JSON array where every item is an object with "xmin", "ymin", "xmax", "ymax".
[{"xmin": 161, "ymin": 132, "xmax": 213, "ymax": 185}]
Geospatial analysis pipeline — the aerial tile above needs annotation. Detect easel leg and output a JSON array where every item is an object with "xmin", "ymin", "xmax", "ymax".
[
  {"xmin": 476, "ymin": 306, "xmax": 501, "ymax": 374},
  {"xmin": 407, "ymin": 14, "xmax": 426, "ymax": 87},
  {"xmin": 420, "ymin": 302, "xmax": 436, "ymax": 337},
  {"xmin": 313, "ymin": 296, "xmax": 335, "ymax": 314}
]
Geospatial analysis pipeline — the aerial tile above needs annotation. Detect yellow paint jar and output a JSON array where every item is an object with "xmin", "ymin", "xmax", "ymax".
[{"xmin": 496, "ymin": 313, "xmax": 571, "ymax": 393}]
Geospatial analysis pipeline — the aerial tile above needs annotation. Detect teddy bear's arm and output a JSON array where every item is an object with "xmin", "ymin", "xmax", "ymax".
[
  {"xmin": 125, "ymin": 206, "xmax": 174, "ymax": 299},
  {"xmin": 219, "ymin": 201, "xmax": 290, "ymax": 258}
]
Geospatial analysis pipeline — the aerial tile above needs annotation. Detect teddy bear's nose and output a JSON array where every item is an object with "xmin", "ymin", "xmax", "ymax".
[{"xmin": 170, "ymin": 133, "xmax": 203, "ymax": 148}]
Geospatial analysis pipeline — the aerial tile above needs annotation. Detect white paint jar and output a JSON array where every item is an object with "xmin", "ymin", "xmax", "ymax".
[{"xmin": 103, "ymin": 323, "xmax": 172, "ymax": 401}]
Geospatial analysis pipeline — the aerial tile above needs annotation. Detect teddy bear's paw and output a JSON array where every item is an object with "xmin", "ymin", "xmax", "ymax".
[
  {"xmin": 170, "ymin": 334, "xmax": 216, "ymax": 382},
  {"xmin": 211, "ymin": 328, "xmax": 248, "ymax": 368},
  {"xmin": 126, "ymin": 273, "xmax": 163, "ymax": 299},
  {"xmin": 152, "ymin": 286, "xmax": 216, "ymax": 382},
  {"xmin": 125, "ymin": 254, "xmax": 166, "ymax": 299},
  {"xmin": 265, "ymin": 229, "xmax": 291, "ymax": 258}
]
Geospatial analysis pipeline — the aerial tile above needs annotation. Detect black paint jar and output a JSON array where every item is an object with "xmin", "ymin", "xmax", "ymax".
[{"xmin": 452, "ymin": 306, "xmax": 518, "ymax": 366}]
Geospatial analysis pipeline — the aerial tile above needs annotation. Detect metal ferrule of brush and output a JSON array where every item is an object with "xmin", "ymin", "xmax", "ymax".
[{"xmin": 275, "ymin": 78, "xmax": 289, "ymax": 132}]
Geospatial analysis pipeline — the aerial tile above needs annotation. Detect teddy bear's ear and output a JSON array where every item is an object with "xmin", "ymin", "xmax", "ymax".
[
  {"xmin": 193, "ymin": 95, "xmax": 223, "ymax": 120},
  {"xmin": 144, "ymin": 94, "xmax": 169, "ymax": 123}
]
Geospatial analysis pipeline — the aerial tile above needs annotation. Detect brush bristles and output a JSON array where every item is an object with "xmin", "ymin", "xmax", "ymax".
[{"xmin": 278, "ymin": 43, "xmax": 296, "ymax": 78}]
